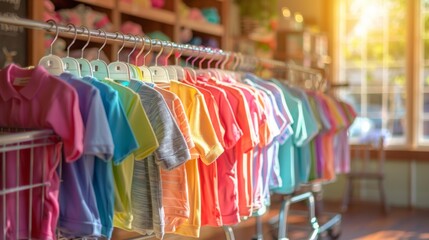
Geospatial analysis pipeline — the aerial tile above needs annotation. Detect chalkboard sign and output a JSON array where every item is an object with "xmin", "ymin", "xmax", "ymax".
[{"xmin": 0, "ymin": 0, "xmax": 27, "ymax": 67}]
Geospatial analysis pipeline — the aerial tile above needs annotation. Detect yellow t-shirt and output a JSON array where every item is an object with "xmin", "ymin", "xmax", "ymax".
[
  {"xmin": 163, "ymin": 80, "xmax": 224, "ymax": 238},
  {"xmin": 102, "ymin": 79, "xmax": 159, "ymax": 230}
]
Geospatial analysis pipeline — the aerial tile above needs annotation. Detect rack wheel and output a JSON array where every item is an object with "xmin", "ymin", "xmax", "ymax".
[{"xmin": 327, "ymin": 222, "xmax": 341, "ymax": 240}]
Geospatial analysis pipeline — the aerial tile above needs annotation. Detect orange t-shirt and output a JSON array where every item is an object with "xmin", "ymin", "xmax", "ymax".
[
  {"xmin": 161, "ymin": 80, "xmax": 224, "ymax": 237},
  {"xmin": 155, "ymin": 86, "xmax": 193, "ymax": 233}
]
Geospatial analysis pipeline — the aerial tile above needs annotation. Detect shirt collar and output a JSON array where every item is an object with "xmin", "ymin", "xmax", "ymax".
[{"xmin": 0, "ymin": 64, "xmax": 46, "ymax": 101}]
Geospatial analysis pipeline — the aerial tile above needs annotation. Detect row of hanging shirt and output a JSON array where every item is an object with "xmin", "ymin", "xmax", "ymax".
[{"xmin": 0, "ymin": 21, "xmax": 356, "ymax": 240}]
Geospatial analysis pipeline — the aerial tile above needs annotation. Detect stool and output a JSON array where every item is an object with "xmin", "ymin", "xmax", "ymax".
[{"xmin": 341, "ymin": 135, "xmax": 389, "ymax": 214}]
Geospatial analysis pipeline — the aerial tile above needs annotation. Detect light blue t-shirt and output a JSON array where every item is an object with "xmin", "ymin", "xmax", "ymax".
[
  {"xmin": 58, "ymin": 73, "xmax": 114, "ymax": 238},
  {"xmin": 83, "ymin": 76, "xmax": 139, "ymax": 238}
]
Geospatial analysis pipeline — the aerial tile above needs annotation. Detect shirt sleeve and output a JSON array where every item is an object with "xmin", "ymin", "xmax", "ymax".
[
  {"xmin": 106, "ymin": 91, "xmax": 139, "ymax": 165},
  {"xmin": 48, "ymin": 83, "xmax": 84, "ymax": 162},
  {"xmin": 189, "ymin": 93, "xmax": 224, "ymax": 165},
  {"xmin": 219, "ymin": 92, "xmax": 243, "ymax": 149},
  {"xmin": 128, "ymin": 94, "xmax": 159, "ymax": 160},
  {"xmin": 141, "ymin": 89, "xmax": 190, "ymax": 170},
  {"xmin": 83, "ymin": 88, "xmax": 114, "ymax": 161}
]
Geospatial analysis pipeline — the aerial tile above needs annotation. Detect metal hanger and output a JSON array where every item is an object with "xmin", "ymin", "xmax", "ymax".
[
  {"xmin": 171, "ymin": 43, "xmax": 185, "ymax": 80},
  {"xmin": 75, "ymin": 26, "xmax": 93, "ymax": 77},
  {"xmin": 191, "ymin": 46, "xmax": 202, "ymax": 68},
  {"xmin": 162, "ymin": 41, "xmax": 178, "ymax": 81},
  {"xmin": 108, "ymin": 32, "xmax": 130, "ymax": 82},
  {"xmin": 184, "ymin": 44, "xmax": 194, "ymax": 67},
  {"xmin": 38, "ymin": 19, "xmax": 65, "ymax": 76},
  {"xmin": 184, "ymin": 45, "xmax": 199, "ymax": 83},
  {"xmin": 90, "ymin": 29, "xmax": 110, "ymax": 80},
  {"xmin": 198, "ymin": 47, "xmax": 208, "ymax": 70},
  {"xmin": 149, "ymin": 40, "xmax": 169, "ymax": 83},
  {"xmin": 135, "ymin": 35, "xmax": 145, "ymax": 65},
  {"xmin": 61, "ymin": 23, "xmax": 81, "ymax": 76},
  {"xmin": 196, "ymin": 47, "xmax": 214, "ymax": 79},
  {"xmin": 126, "ymin": 35, "xmax": 140, "ymax": 80},
  {"xmin": 139, "ymin": 35, "xmax": 153, "ymax": 83}
]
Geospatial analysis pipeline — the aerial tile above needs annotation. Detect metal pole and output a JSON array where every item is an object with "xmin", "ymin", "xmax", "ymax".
[{"xmin": 0, "ymin": 16, "xmax": 322, "ymax": 75}]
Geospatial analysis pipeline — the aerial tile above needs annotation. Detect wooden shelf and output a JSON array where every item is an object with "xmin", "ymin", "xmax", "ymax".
[
  {"xmin": 75, "ymin": 0, "xmax": 115, "ymax": 9},
  {"xmin": 181, "ymin": 19, "xmax": 224, "ymax": 36},
  {"xmin": 119, "ymin": 4, "xmax": 176, "ymax": 25}
]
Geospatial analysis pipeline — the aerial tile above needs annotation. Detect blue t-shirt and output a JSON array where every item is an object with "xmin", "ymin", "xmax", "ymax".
[
  {"xmin": 83, "ymin": 76, "xmax": 139, "ymax": 238},
  {"xmin": 58, "ymin": 73, "xmax": 114, "ymax": 237}
]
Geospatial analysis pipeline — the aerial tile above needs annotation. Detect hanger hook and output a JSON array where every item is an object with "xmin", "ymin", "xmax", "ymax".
[
  {"xmin": 207, "ymin": 48, "xmax": 216, "ymax": 68},
  {"xmin": 127, "ymin": 35, "xmax": 138, "ymax": 63},
  {"xmin": 154, "ymin": 40, "xmax": 164, "ymax": 66},
  {"xmin": 143, "ymin": 36, "xmax": 153, "ymax": 66},
  {"xmin": 135, "ymin": 35, "xmax": 146, "ymax": 64},
  {"xmin": 114, "ymin": 32, "xmax": 126, "ymax": 62},
  {"xmin": 163, "ymin": 41, "xmax": 174, "ymax": 66},
  {"xmin": 80, "ymin": 26, "xmax": 91, "ymax": 59},
  {"xmin": 232, "ymin": 53, "xmax": 240, "ymax": 71},
  {"xmin": 175, "ymin": 43, "xmax": 183, "ymax": 65},
  {"xmin": 191, "ymin": 46, "xmax": 202, "ymax": 67},
  {"xmin": 185, "ymin": 45, "xmax": 194, "ymax": 67},
  {"xmin": 198, "ymin": 47, "xmax": 208, "ymax": 69},
  {"xmin": 96, "ymin": 29, "xmax": 108, "ymax": 60},
  {"xmin": 221, "ymin": 52, "xmax": 230, "ymax": 70},
  {"xmin": 215, "ymin": 50, "xmax": 225, "ymax": 69},
  {"xmin": 47, "ymin": 19, "xmax": 59, "ymax": 56},
  {"xmin": 66, "ymin": 23, "xmax": 77, "ymax": 57}
]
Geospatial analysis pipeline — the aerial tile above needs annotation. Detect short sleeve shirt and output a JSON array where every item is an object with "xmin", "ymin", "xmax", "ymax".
[
  {"xmin": 0, "ymin": 65, "xmax": 84, "ymax": 239},
  {"xmin": 155, "ymin": 86, "xmax": 193, "ymax": 233},
  {"xmin": 58, "ymin": 73, "xmax": 114, "ymax": 238},
  {"xmin": 101, "ymin": 79, "xmax": 159, "ymax": 230},
  {"xmin": 128, "ymin": 80, "xmax": 190, "ymax": 238},
  {"xmin": 83, "ymin": 76, "xmax": 139, "ymax": 238}
]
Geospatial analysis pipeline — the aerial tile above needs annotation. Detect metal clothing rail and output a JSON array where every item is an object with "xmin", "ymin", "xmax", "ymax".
[
  {"xmin": 0, "ymin": 16, "xmax": 322, "ymax": 76},
  {"xmin": 1, "ymin": 128, "xmax": 61, "ymax": 240}
]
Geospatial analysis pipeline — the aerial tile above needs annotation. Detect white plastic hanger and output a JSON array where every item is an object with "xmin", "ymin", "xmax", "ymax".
[
  {"xmin": 90, "ymin": 29, "xmax": 110, "ymax": 80},
  {"xmin": 38, "ymin": 20, "xmax": 65, "ymax": 76},
  {"xmin": 149, "ymin": 40, "xmax": 169, "ymax": 83},
  {"xmin": 61, "ymin": 24, "xmax": 81, "ymax": 77},
  {"xmin": 76, "ymin": 26, "xmax": 93, "ymax": 77},
  {"xmin": 108, "ymin": 32, "xmax": 130, "ymax": 81},
  {"xmin": 139, "ymin": 35, "xmax": 153, "ymax": 83}
]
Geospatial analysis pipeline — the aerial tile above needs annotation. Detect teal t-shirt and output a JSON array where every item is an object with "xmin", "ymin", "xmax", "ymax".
[
  {"xmin": 270, "ymin": 79, "xmax": 304, "ymax": 194},
  {"xmin": 286, "ymin": 86, "xmax": 320, "ymax": 184}
]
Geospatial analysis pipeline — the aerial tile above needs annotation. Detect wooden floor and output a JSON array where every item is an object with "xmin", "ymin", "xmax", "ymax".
[
  {"xmin": 186, "ymin": 201, "xmax": 429, "ymax": 240},
  {"xmin": 125, "ymin": 199, "xmax": 429, "ymax": 240}
]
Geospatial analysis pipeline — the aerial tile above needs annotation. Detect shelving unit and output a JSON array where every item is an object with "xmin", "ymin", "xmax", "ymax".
[
  {"xmin": 76, "ymin": 0, "xmax": 115, "ymax": 9},
  {"xmin": 27, "ymin": 0, "xmax": 231, "ymax": 66}
]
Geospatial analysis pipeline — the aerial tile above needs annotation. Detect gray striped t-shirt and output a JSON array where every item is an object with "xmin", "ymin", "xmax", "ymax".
[{"xmin": 128, "ymin": 80, "xmax": 190, "ymax": 239}]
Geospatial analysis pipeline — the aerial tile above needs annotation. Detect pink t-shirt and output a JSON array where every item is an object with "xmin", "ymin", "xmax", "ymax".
[{"xmin": 0, "ymin": 64, "xmax": 84, "ymax": 239}]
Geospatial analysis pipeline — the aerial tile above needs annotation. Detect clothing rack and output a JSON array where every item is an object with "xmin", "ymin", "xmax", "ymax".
[
  {"xmin": 0, "ymin": 16, "xmax": 335, "ymax": 240},
  {"xmin": 0, "ymin": 16, "xmax": 323, "ymax": 77}
]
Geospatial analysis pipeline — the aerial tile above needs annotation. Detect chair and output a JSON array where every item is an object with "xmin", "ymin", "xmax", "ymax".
[{"xmin": 341, "ymin": 135, "xmax": 389, "ymax": 214}]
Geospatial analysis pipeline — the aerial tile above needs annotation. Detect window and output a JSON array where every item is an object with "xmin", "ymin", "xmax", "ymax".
[
  {"xmin": 338, "ymin": 0, "xmax": 407, "ymax": 145},
  {"xmin": 420, "ymin": 0, "xmax": 429, "ymax": 143}
]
